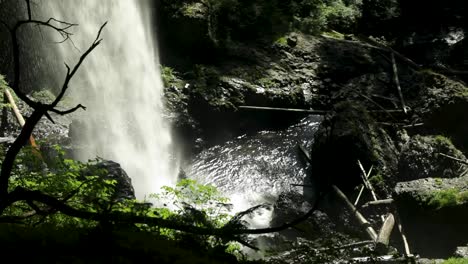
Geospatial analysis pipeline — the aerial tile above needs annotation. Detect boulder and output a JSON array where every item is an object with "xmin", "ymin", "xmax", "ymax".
[
  {"xmin": 393, "ymin": 176, "xmax": 468, "ymax": 257},
  {"xmin": 398, "ymin": 135, "xmax": 467, "ymax": 181},
  {"xmin": 82, "ymin": 160, "xmax": 135, "ymax": 202}
]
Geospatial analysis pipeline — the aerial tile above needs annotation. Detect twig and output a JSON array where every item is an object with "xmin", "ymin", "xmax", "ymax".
[
  {"xmin": 438, "ymin": 152, "xmax": 468, "ymax": 165},
  {"xmin": 316, "ymin": 240, "xmax": 374, "ymax": 252},
  {"xmin": 357, "ymin": 161, "xmax": 384, "ymax": 222},
  {"xmin": 354, "ymin": 165, "xmax": 372, "ymax": 206},
  {"xmin": 391, "ymin": 53, "xmax": 408, "ymax": 114},
  {"xmin": 356, "ymin": 35, "xmax": 422, "ymax": 70},
  {"xmin": 354, "ymin": 185, "xmax": 365, "ymax": 206}
]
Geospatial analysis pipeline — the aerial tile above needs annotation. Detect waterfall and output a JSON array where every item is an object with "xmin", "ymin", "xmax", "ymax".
[{"xmin": 41, "ymin": 0, "xmax": 177, "ymax": 200}]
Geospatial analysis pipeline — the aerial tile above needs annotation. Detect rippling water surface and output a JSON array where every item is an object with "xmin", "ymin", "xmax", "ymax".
[{"xmin": 187, "ymin": 116, "xmax": 322, "ymax": 225}]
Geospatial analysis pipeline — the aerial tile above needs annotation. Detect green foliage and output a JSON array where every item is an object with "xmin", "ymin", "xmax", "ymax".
[
  {"xmin": 161, "ymin": 66, "xmax": 184, "ymax": 89},
  {"xmin": 426, "ymin": 188, "xmax": 468, "ymax": 209},
  {"xmin": 147, "ymin": 179, "xmax": 234, "ymax": 244},
  {"xmin": 0, "ymin": 74, "xmax": 14, "ymax": 109},
  {"xmin": 162, "ymin": 0, "xmax": 363, "ymax": 44},
  {"xmin": 274, "ymin": 36, "xmax": 288, "ymax": 46},
  {"xmin": 30, "ymin": 89, "xmax": 56, "ymax": 104},
  {"xmin": 442, "ymin": 258, "xmax": 468, "ymax": 264},
  {"xmin": 5, "ymin": 145, "xmax": 117, "ymax": 228},
  {"xmin": 368, "ymin": 173, "xmax": 385, "ymax": 189},
  {"xmin": 1, "ymin": 144, "xmax": 249, "ymax": 258}
]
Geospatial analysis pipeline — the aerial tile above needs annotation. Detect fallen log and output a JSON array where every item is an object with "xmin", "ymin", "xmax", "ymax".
[
  {"xmin": 361, "ymin": 199, "xmax": 394, "ymax": 208},
  {"xmin": 332, "ymin": 185, "xmax": 378, "ymax": 240}
]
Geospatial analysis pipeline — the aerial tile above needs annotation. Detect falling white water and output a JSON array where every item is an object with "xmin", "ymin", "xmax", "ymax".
[{"xmin": 41, "ymin": 0, "xmax": 177, "ymax": 200}]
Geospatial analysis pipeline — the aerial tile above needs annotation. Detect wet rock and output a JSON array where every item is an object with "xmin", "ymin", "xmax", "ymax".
[
  {"xmin": 398, "ymin": 135, "xmax": 467, "ymax": 181},
  {"xmin": 454, "ymin": 245, "xmax": 468, "ymax": 258},
  {"xmin": 270, "ymin": 190, "xmax": 335, "ymax": 240}
]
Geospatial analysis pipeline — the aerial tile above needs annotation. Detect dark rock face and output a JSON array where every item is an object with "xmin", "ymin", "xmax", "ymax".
[
  {"xmin": 83, "ymin": 160, "xmax": 136, "ymax": 201},
  {"xmin": 270, "ymin": 191, "xmax": 334, "ymax": 240},
  {"xmin": 398, "ymin": 135, "xmax": 467, "ymax": 181},
  {"xmin": 310, "ymin": 102, "xmax": 398, "ymax": 192}
]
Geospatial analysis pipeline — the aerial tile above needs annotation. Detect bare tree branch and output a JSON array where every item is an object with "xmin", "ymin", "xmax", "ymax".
[
  {"xmin": 25, "ymin": 0, "xmax": 32, "ymax": 20},
  {"xmin": 49, "ymin": 22, "xmax": 107, "ymax": 108},
  {"xmin": 50, "ymin": 104, "xmax": 86, "ymax": 115},
  {"xmin": 0, "ymin": 9, "xmax": 105, "ymax": 198}
]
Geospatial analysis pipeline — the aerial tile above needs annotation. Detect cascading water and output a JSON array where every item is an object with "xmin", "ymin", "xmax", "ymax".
[{"xmin": 40, "ymin": 0, "xmax": 177, "ymax": 200}]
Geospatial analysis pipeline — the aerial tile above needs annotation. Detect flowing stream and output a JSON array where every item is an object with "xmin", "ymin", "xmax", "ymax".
[
  {"xmin": 186, "ymin": 116, "xmax": 322, "ymax": 228},
  {"xmin": 41, "ymin": 0, "xmax": 177, "ymax": 200}
]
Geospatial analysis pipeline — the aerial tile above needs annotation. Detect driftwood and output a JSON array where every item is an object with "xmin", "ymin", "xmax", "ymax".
[
  {"xmin": 391, "ymin": 53, "xmax": 408, "ymax": 114},
  {"xmin": 3, "ymin": 89, "xmax": 39, "ymax": 149},
  {"xmin": 357, "ymin": 160, "xmax": 385, "ymax": 222},
  {"xmin": 332, "ymin": 185, "xmax": 378, "ymax": 240},
  {"xmin": 356, "ymin": 35, "xmax": 422, "ymax": 71},
  {"xmin": 438, "ymin": 152, "xmax": 468, "ymax": 165},
  {"xmin": 238, "ymin": 105, "xmax": 327, "ymax": 115},
  {"xmin": 375, "ymin": 213, "xmax": 395, "ymax": 254},
  {"xmin": 361, "ymin": 199, "xmax": 394, "ymax": 208}
]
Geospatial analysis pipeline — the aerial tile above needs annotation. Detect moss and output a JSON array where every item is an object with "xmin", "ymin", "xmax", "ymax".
[
  {"xmin": 369, "ymin": 173, "xmax": 385, "ymax": 190},
  {"xmin": 257, "ymin": 77, "xmax": 277, "ymax": 88},
  {"xmin": 442, "ymin": 258, "xmax": 468, "ymax": 264},
  {"xmin": 321, "ymin": 30, "xmax": 345, "ymax": 39},
  {"xmin": 425, "ymin": 188, "xmax": 468, "ymax": 209},
  {"xmin": 274, "ymin": 36, "xmax": 288, "ymax": 46}
]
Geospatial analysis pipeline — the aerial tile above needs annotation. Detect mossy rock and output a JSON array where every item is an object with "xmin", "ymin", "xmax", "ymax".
[
  {"xmin": 398, "ymin": 135, "xmax": 467, "ymax": 181},
  {"xmin": 310, "ymin": 101, "xmax": 398, "ymax": 191},
  {"xmin": 393, "ymin": 176, "xmax": 468, "ymax": 257}
]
